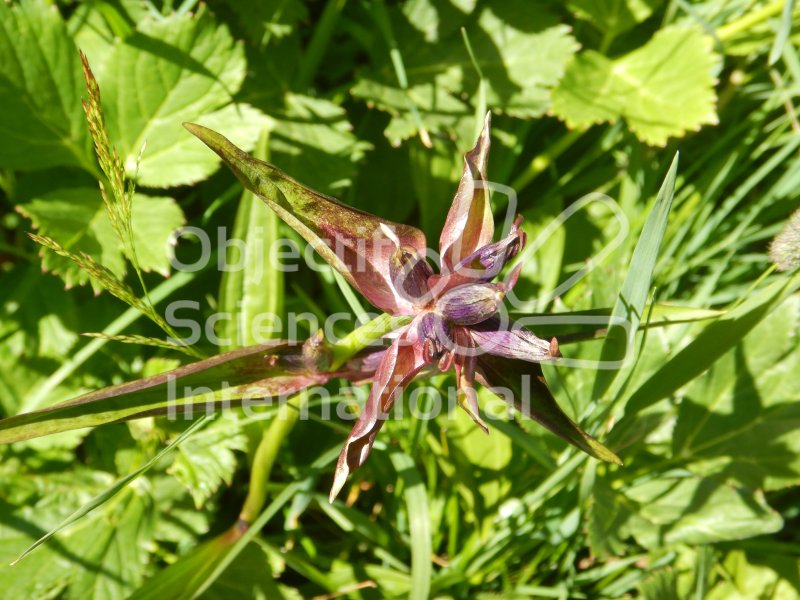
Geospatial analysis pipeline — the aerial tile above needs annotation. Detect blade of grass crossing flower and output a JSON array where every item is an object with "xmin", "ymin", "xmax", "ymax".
[
  {"xmin": 390, "ymin": 451, "xmax": 432, "ymax": 600},
  {"xmin": 461, "ymin": 27, "xmax": 488, "ymax": 141},
  {"xmin": 12, "ymin": 415, "xmax": 212, "ymax": 565},
  {"xmin": 592, "ymin": 153, "xmax": 679, "ymax": 402},
  {"xmin": 332, "ymin": 269, "xmax": 369, "ymax": 322}
]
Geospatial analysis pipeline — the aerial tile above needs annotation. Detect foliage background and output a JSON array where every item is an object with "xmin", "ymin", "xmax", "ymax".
[{"xmin": 1, "ymin": 0, "xmax": 799, "ymax": 598}]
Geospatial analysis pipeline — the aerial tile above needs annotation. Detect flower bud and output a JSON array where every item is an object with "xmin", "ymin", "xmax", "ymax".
[
  {"xmin": 769, "ymin": 208, "xmax": 800, "ymax": 272},
  {"xmin": 435, "ymin": 283, "xmax": 504, "ymax": 325}
]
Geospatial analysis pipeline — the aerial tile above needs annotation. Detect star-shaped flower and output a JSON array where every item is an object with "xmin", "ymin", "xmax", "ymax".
[{"xmin": 184, "ymin": 114, "xmax": 621, "ymax": 502}]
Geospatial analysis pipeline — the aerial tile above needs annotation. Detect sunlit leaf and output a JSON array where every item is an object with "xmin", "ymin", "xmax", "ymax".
[{"xmin": 551, "ymin": 26, "xmax": 718, "ymax": 146}]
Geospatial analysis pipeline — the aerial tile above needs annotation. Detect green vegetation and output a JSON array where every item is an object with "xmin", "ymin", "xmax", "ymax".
[{"xmin": 1, "ymin": 0, "xmax": 799, "ymax": 598}]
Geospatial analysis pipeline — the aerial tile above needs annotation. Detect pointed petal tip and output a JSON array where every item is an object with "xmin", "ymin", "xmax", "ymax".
[
  {"xmin": 329, "ymin": 469, "xmax": 348, "ymax": 503},
  {"xmin": 182, "ymin": 121, "xmax": 206, "ymax": 137},
  {"xmin": 587, "ymin": 437, "xmax": 623, "ymax": 466},
  {"xmin": 182, "ymin": 122, "xmax": 238, "ymax": 158}
]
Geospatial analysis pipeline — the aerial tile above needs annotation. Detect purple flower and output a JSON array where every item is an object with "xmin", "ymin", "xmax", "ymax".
[{"xmin": 185, "ymin": 114, "xmax": 621, "ymax": 502}]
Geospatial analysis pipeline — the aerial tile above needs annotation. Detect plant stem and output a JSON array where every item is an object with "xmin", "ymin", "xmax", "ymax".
[
  {"xmin": 239, "ymin": 392, "xmax": 308, "ymax": 525},
  {"xmin": 294, "ymin": 0, "xmax": 346, "ymax": 90},
  {"xmin": 511, "ymin": 129, "xmax": 584, "ymax": 194},
  {"xmin": 329, "ymin": 312, "xmax": 413, "ymax": 370},
  {"xmin": 717, "ymin": 0, "xmax": 786, "ymax": 41}
]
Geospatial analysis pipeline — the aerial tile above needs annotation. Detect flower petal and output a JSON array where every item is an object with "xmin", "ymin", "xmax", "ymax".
[
  {"xmin": 430, "ymin": 215, "xmax": 526, "ymax": 293},
  {"xmin": 184, "ymin": 123, "xmax": 426, "ymax": 315},
  {"xmin": 453, "ymin": 328, "xmax": 488, "ymax": 434},
  {"xmin": 0, "ymin": 341, "xmax": 332, "ymax": 444},
  {"xmin": 470, "ymin": 317, "xmax": 555, "ymax": 362},
  {"xmin": 438, "ymin": 112, "xmax": 494, "ymax": 271},
  {"xmin": 330, "ymin": 320, "xmax": 427, "ymax": 501},
  {"xmin": 475, "ymin": 353, "xmax": 622, "ymax": 465},
  {"xmin": 436, "ymin": 283, "xmax": 504, "ymax": 325}
]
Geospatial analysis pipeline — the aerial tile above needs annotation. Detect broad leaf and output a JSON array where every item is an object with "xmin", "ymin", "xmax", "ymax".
[
  {"xmin": 354, "ymin": 0, "xmax": 577, "ymax": 142},
  {"xmin": 93, "ymin": 8, "xmax": 264, "ymax": 187},
  {"xmin": 168, "ymin": 416, "xmax": 248, "ymax": 507},
  {"xmin": 568, "ymin": 0, "xmax": 663, "ymax": 37},
  {"xmin": 551, "ymin": 26, "xmax": 718, "ymax": 146},
  {"xmin": 672, "ymin": 295, "xmax": 800, "ymax": 491},
  {"xmin": 18, "ymin": 188, "xmax": 185, "ymax": 290},
  {"xmin": 0, "ymin": 0, "xmax": 91, "ymax": 171},
  {"xmin": 620, "ymin": 474, "xmax": 782, "ymax": 547}
]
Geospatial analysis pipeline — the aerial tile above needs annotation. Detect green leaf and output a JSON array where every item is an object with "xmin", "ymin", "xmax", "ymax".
[
  {"xmin": 592, "ymin": 153, "xmax": 678, "ymax": 400},
  {"xmin": 11, "ymin": 416, "xmax": 208, "ymax": 565},
  {"xmin": 623, "ymin": 272, "xmax": 800, "ymax": 417},
  {"xmin": 389, "ymin": 451, "xmax": 432, "ymax": 600},
  {"xmin": 168, "ymin": 416, "xmax": 247, "ymax": 507},
  {"xmin": 66, "ymin": 490, "xmax": 156, "ymax": 600},
  {"xmin": 0, "ymin": 343, "xmax": 329, "ymax": 444},
  {"xmin": 567, "ymin": 0, "xmax": 663, "ymax": 38},
  {"xmin": 0, "ymin": 264, "xmax": 79, "ymax": 360},
  {"xmin": 672, "ymin": 295, "xmax": 800, "ymax": 491},
  {"xmin": 620, "ymin": 474, "xmax": 782, "ymax": 547},
  {"xmin": 707, "ymin": 549, "xmax": 800, "ymax": 600},
  {"xmin": 18, "ymin": 187, "xmax": 124, "ymax": 289},
  {"xmin": 18, "ymin": 188, "xmax": 185, "ymax": 289},
  {"xmin": 0, "ymin": 0, "xmax": 92, "ymax": 171},
  {"xmin": 94, "ymin": 8, "xmax": 264, "ymax": 187},
  {"xmin": 551, "ymin": 26, "xmax": 719, "ymax": 146},
  {"xmin": 217, "ymin": 128, "xmax": 284, "ymax": 352},
  {"xmin": 355, "ymin": 0, "xmax": 577, "ymax": 142}
]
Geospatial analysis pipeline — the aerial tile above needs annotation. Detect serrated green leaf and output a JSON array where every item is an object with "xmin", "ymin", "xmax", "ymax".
[
  {"xmin": 168, "ymin": 416, "xmax": 248, "ymax": 507},
  {"xmin": 0, "ymin": 0, "xmax": 92, "ymax": 171},
  {"xmin": 551, "ymin": 26, "xmax": 718, "ymax": 146},
  {"xmin": 0, "ymin": 264, "xmax": 79, "ymax": 360},
  {"xmin": 11, "ymin": 416, "xmax": 207, "ymax": 565},
  {"xmin": 18, "ymin": 188, "xmax": 184, "ymax": 290},
  {"xmin": 568, "ymin": 0, "xmax": 663, "ymax": 37},
  {"xmin": 93, "ymin": 9, "xmax": 264, "ymax": 187},
  {"xmin": 65, "ymin": 490, "xmax": 156, "ymax": 600}
]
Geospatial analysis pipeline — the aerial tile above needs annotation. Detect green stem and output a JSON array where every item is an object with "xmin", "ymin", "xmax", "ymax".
[
  {"xmin": 329, "ymin": 312, "xmax": 413, "ymax": 370},
  {"xmin": 511, "ymin": 129, "xmax": 584, "ymax": 193},
  {"xmin": 717, "ymin": 0, "xmax": 786, "ymax": 41},
  {"xmin": 294, "ymin": 0, "xmax": 347, "ymax": 90},
  {"xmin": 239, "ymin": 392, "xmax": 308, "ymax": 524},
  {"xmin": 370, "ymin": 0, "xmax": 431, "ymax": 147}
]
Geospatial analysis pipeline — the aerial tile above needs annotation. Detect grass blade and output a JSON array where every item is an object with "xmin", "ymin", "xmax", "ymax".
[
  {"xmin": 12, "ymin": 415, "xmax": 212, "ymax": 565},
  {"xmin": 592, "ymin": 153, "xmax": 679, "ymax": 401}
]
